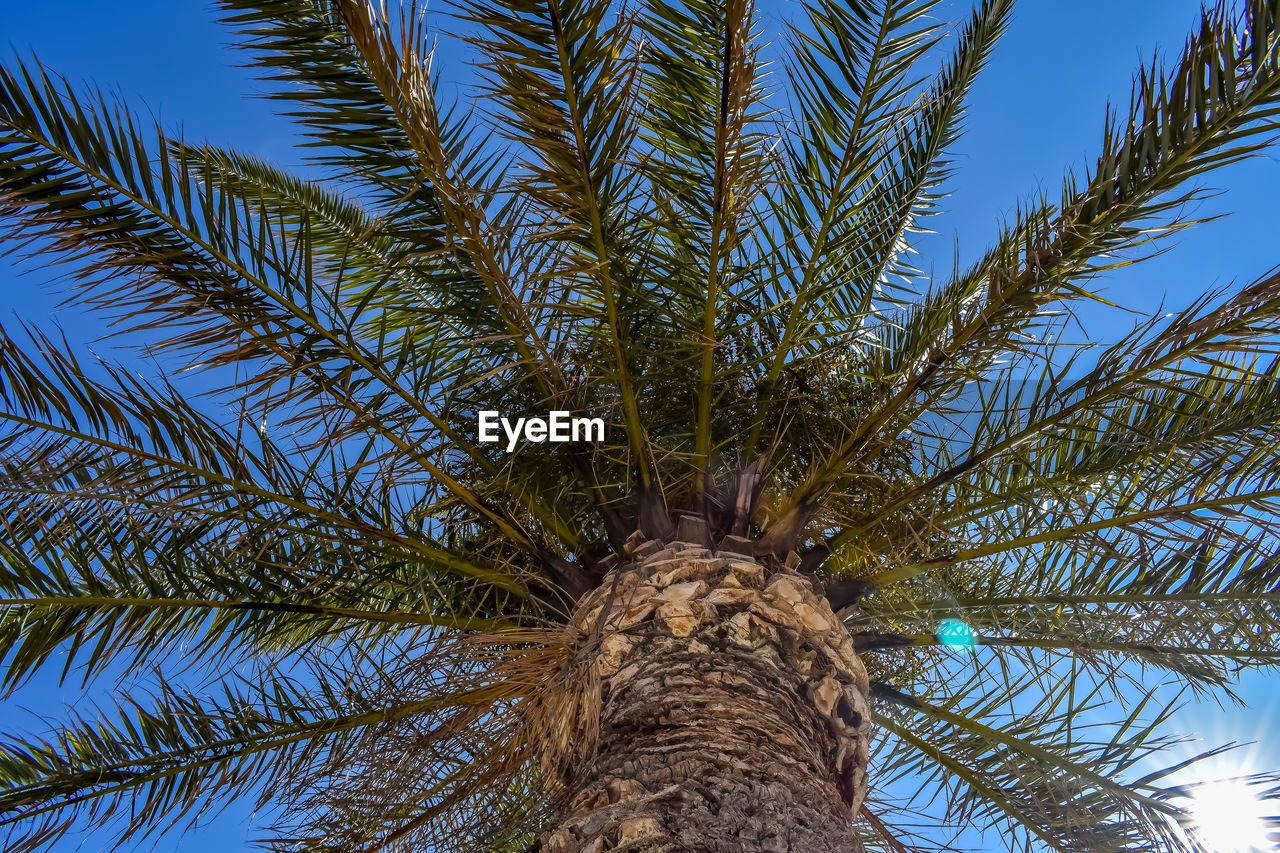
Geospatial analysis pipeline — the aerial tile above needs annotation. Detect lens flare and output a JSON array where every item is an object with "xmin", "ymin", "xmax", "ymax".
[
  {"xmin": 1188, "ymin": 780, "xmax": 1275, "ymax": 852},
  {"xmin": 936, "ymin": 618, "xmax": 978, "ymax": 652}
]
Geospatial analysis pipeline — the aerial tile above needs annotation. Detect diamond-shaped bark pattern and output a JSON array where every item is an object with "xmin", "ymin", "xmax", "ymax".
[{"xmin": 542, "ymin": 538, "xmax": 872, "ymax": 853}]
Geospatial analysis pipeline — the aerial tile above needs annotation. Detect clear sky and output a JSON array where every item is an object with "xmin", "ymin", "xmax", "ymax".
[{"xmin": 1, "ymin": 1, "xmax": 1278, "ymax": 850}]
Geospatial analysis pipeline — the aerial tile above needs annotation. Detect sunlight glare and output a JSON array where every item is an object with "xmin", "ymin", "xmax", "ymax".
[
  {"xmin": 935, "ymin": 618, "xmax": 978, "ymax": 652},
  {"xmin": 1189, "ymin": 780, "xmax": 1275, "ymax": 852}
]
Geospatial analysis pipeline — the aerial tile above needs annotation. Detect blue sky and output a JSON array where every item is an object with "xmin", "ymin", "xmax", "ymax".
[{"xmin": 1, "ymin": 1, "xmax": 1278, "ymax": 850}]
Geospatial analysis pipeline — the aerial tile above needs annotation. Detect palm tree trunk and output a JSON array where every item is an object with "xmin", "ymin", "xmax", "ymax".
[{"xmin": 539, "ymin": 538, "xmax": 872, "ymax": 853}]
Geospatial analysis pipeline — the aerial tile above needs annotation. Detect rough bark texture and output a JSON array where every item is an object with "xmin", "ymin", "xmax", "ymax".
[{"xmin": 539, "ymin": 537, "xmax": 872, "ymax": 853}]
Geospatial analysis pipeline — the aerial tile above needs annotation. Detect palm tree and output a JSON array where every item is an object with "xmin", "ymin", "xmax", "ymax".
[{"xmin": 2, "ymin": 0, "xmax": 1280, "ymax": 849}]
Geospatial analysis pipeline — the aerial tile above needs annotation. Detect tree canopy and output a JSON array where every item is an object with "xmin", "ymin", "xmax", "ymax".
[{"xmin": 1, "ymin": 0, "xmax": 1280, "ymax": 850}]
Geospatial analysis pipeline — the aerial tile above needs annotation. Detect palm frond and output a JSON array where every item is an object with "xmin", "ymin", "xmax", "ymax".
[
  {"xmin": 770, "ymin": 0, "xmax": 1280, "ymax": 536},
  {"xmin": 857, "ymin": 534, "xmax": 1280, "ymax": 692},
  {"xmin": 0, "ymin": 58, "xmax": 568, "ymax": 561},
  {"xmin": 0, "ymin": 325, "xmax": 520, "ymax": 587},
  {"xmin": 217, "ymin": 0, "xmax": 440, "ymax": 203},
  {"xmin": 0, "ymin": 634, "xmax": 552, "ymax": 852},
  {"xmin": 634, "ymin": 0, "xmax": 775, "ymax": 482},
  {"xmin": 455, "ymin": 0, "xmax": 667, "ymax": 510},
  {"xmin": 744, "ymin": 0, "xmax": 942, "ymax": 453},
  {"xmin": 871, "ymin": 663, "xmax": 1251, "ymax": 852},
  {"xmin": 823, "ymin": 266, "xmax": 1280, "ymax": 564}
]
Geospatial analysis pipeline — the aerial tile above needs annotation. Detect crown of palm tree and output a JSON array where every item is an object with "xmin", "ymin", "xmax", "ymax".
[{"xmin": 2, "ymin": 0, "xmax": 1280, "ymax": 850}]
